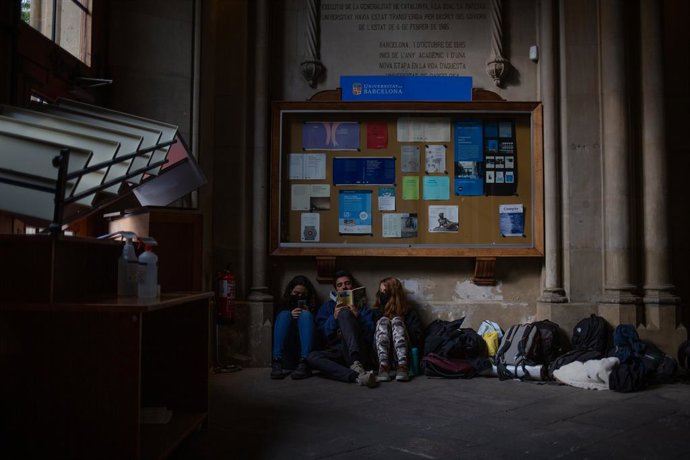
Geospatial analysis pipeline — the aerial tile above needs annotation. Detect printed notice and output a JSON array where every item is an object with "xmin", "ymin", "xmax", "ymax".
[
  {"xmin": 289, "ymin": 153, "xmax": 326, "ymax": 180},
  {"xmin": 422, "ymin": 176, "xmax": 450, "ymax": 200},
  {"xmin": 402, "ymin": 176, "xmax": 419, "ymax": 200},
  {"xmin": 397, "ymin": 117, "xmax": 451, "ymax": 142},
  {"xmin": 300, "ymin": 213, "xmax": 320, "ymax": 242},
  {"xmin": 378, "ymin": 187, "xmax": 396, "ymax": 211},
  {"xmin": 400, "ymin": 145, "xmax": 420, "ymax": 173},
  {"xmin": 425, "ymin": 144, "xmax": 447, "ymax": 174},
  {"xmin": 499, "ymin": 204, "xmax": 524, "ymax": 236},
  {"xmin": 382, "ymin": 212, "xmax": 418, "ymax": 238}
]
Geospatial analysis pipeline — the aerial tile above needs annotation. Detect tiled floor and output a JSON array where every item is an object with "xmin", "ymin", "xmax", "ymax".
[{"xmin": 172, "ymin": 367, "xmax": 690, "ymax": 459}]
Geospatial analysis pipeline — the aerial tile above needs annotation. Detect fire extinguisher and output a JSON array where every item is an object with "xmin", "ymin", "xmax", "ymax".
[{"xmin": 216, "ymin": 267, "xmax": 236, "ymax": 324}]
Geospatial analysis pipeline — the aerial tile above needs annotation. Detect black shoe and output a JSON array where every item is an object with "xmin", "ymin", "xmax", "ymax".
[
  {"xmin": 291, "ymin": 359, "xmax": 312, "ymax": 380},
  {"xmin": 270, "ymin": 358, "xmax": 286, "ymax": 379}
]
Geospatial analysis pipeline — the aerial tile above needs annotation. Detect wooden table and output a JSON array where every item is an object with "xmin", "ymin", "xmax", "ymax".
[{"xmin": 0, "ymin": 292, "xmax": 212, "ymax": 459}]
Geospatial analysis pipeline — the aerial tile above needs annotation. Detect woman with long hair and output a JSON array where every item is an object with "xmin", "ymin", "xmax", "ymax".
[
  {"xmin": 372, "ymin": 277, "xmax": 423, "ymax": 382},
  {"xmin": 271, "ymin": 275, "xmax": 318, "ymax": 380}
]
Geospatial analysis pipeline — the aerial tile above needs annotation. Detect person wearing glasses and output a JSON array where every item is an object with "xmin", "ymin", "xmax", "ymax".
[
  {"xmin": 307, "ymin": 270, "xmax": 379, "ymax": 387},
  {"xmin": 270, "ymin": 275, "xmax": 318, "ymax": 380}
]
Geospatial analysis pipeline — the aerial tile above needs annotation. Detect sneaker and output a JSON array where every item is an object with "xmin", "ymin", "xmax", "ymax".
[
  {"xmin": 291, "ymin": 359, "xmax": 312, "ymax": 380},
  {"xmin": 395, "ymin": 364, "xmax": 410, "ymax": 382},
  {"xmin": 270, "ymin": 358, "xmax": 286, "ymax": 380},
  {"xmin": 350, "ymin": 360, "xmax": 367, "ymax": 376},
  {"xmin": 376, "ymin": 363, "xmax": 391, "ymax": 382},
  {"xmin": 356, "ymin": 371, "xmax": 379, "ymax": 388}
]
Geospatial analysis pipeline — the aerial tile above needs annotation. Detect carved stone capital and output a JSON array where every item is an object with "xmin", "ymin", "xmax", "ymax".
[
  {"xmin": 486, "ymin": 57, "xmax": 509, "ymax": 87},
  {"xmin": 301, "ymin": 60, "xmax": 324, "ymax": 88}
]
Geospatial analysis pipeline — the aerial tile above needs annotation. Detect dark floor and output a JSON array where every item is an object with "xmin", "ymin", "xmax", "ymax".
[{"xmin": 172, "ymin": 368, "xmax": 690, "ymax": 459}]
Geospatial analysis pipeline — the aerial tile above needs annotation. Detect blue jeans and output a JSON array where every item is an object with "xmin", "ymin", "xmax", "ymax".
[{"xmin": 272, "ymin": 310, "xmax": 315, "ymax": 362}]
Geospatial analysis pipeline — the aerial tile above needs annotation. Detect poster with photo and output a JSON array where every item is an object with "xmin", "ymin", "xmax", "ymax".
[
  {"xmin": 428, "ymin": 205, "xmax": 459, "ymax": 233},
  {"xmin": 484, "ymin": 120, "xmax": 517, "ymax": 196},
  {"xmin": 454, "ymin": 120, "xmax": 484, "ymax": 196},
  {"xmin": 499, "ymin": 204, "xmax": 524, "ymax": 236},
  {"xmin": 338, "ymin": 190, "xmax": 372, "ymax": 234},
  {"xmin": 382, "ymin": 213, "xmax": 418, "ymax": 238}
]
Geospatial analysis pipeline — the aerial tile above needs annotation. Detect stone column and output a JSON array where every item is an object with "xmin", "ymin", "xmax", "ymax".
[
  {"xmin": 637, "ymin": 0, "xmax": 684, "ymax": 352},
  {"xmin": 598, "ymin": 0, "xmax": 639, "ymax": 324},
  {"xmin": 640, "ymin": 0, "xmax": 677, "ymax": 307},
  {"xmin": 537, "ymin": 0, "xmax": 566, "ymax": 304},
  {"xmin": 248, "ymin": 0, "xmax": 272, "ymax": 302},
  {"xmin": 247, "ymin": 0, "xmax": 273, "ymax": 366}
]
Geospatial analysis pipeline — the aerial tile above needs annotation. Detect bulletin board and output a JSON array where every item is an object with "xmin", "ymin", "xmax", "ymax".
[{"xmin": 269, "ymin": 100, "xmax": 543, "ymax": 257}]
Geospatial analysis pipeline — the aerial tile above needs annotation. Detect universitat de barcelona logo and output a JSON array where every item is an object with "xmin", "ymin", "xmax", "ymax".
[{"xmin": 352, "ymin": 83, "xmax": 362, "ymax": 96}]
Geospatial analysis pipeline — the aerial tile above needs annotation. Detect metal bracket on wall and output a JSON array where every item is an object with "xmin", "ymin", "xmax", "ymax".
[
  {"xmin": 315, "ymin": 256, "xmax": 336, "ymax": 284},
  {"xmin": 472, "ymin": 257, "xmax": 497, "ymax": 286}
]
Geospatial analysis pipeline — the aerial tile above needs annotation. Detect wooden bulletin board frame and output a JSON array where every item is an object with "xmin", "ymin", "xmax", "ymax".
[{"xmin": 270, "ymin": 100, "xmax": 543, "ymax": 258}]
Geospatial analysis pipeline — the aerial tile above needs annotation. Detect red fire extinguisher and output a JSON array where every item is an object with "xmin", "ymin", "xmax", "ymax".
[{"xmin": 216, "ymin": 267, "xmax": 236, "ymax": 324}]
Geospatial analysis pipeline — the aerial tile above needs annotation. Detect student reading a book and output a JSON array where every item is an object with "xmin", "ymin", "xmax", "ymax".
[
  {"xmin": 271, "ymin": 275, "xmax": 318, "ymax": 380},
  {"xmin": 372, "ymin": 277, "xmax": 423, "ymax": 382},
  {"xmin": 307, "ymin": 270, "xmax": 379, "ymax": 387}
]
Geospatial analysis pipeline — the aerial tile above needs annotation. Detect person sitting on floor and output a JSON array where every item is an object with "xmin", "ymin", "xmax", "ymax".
[
  {"xmin": 307, "ymin": 270, "xmax": 378, "ymax": 387},
  {"xmin": 372, "ymin": 277, "xmax": 423, "ymax": 382},
  {"xmin": 271, "ymin": 275, "xmax": 318, "ymax": 380}
]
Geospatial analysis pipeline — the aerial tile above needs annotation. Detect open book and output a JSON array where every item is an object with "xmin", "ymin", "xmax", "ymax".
[{"xmin": 336, "ymin": 286, "xmax": 365, "ymax": 306}]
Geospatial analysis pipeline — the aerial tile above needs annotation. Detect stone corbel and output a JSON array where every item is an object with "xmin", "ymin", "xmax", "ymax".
[
  {"xmin": 472, "ymin": 257, "xmax": 497, "ymax": 286},
  {"xmin": 301, "ymin": 0, "xmax": 325, "ymax": 88},
  {"xmin": 315, "ymin": 256, "xmax": 336, "ymax": 284},
  {"xmin": 486, "ymin": 0, "xmax": 510, "ymax": 87}
]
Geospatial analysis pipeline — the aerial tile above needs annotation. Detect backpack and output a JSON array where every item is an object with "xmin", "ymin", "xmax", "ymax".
[
  {"xmin": 571, "ymin": 314, "xmax": 609, "ymax": 354},
  {"xmin": 532, "ymin": 319, "xmax": 564, "ymax": 365},
  {"xmin": 456, "ymin": 328, "xmax": 488, "ymax": 359},
  {"xmin": 421, "ymin": 352, "xmax": 476, "ymax": 379},
  {"xmin": 609, "ymin": 360, "xmax": 647, "ymax": 393},
  {"xmin": 611, "ymin": 324, "xmax": 646, "ymax": 363},
  {"xmin": 495, "ymin": 323, "xmax": 541, "ymax": 380},
  {"xmin": 424, "ymin": 317, "xmax": 465, "ymax": 358}
]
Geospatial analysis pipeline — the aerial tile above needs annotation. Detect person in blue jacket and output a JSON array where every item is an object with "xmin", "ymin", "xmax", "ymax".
[
  {"xmin": 271, "ymin": 275, "xmax": 318, "ymax": 380},
  {"xmin": 307, "ymin": 270, "xmax": 379, "ymax": 387}
]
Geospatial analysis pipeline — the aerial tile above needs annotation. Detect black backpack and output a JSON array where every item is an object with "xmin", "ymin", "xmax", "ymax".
[
  {"xmin": 423, "ymin": 318, "xmax": 466, "ymax": 358},
  {"xmin": 571, "ymin": 314, "xmax": 609, "ymax": 354},
  {"xmin": 609, "ymin": 360, "xmax": 647, "ymax": 393},
  {"xmin": 532, "ymin": 319, "xmax": 564, "ymax": 365}
]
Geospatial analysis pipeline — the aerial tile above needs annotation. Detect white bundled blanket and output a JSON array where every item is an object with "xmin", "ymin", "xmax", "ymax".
[{"xmin": 553, "ymin": 357, "xmax": 620, "ymax": 390}]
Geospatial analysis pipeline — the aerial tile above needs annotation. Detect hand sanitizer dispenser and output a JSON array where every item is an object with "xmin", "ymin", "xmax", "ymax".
[
  {"xmin": 117, "ymin": 232, "xmax": 138, "ymax": 297},
  {"xmin": 137, "ymin": 237, "xmax": 159, "ymax": 299}
]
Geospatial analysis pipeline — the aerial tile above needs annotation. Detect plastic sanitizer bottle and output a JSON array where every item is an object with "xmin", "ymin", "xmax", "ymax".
[
  {"xmin": 117, "ymin": 231, "xmax": 139, "ymax": 297},
  {"xmin": 137, "ymin": 237, "xmax": 159, "ymax": 299}
]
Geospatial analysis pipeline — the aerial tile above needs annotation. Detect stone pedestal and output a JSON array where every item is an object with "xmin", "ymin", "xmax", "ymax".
[
  {"xmin": 638, "ymin": 304, "xmax": 687, "ymax": 357},
  {"xmin": 217, "ymin": 300, "xmax": 273, "ymax": 368}
]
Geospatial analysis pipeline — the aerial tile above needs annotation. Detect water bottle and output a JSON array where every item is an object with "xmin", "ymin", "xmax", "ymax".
[{"xmin": 411, "ymin": 347, "xmax": 420, "ymax": 376}]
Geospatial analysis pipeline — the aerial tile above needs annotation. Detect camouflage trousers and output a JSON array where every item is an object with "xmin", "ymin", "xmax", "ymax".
[{"xmin": 375, "ymin": 316, "xmax": 409, "ymax": 366}]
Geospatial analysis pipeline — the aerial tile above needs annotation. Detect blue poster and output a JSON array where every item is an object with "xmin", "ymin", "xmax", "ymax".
[
  {"xmin": 454, "ymin": 120, "xmax": 484, "ymax": 196},
  {"xmin": 422, "ymin": 176, "xmax": 450, "ymax": 200},
  {"xmin": 333, "ymin": 157, "xmax": 396, "ymax": 185},
  {"xmin": 302, "ymin": 122, "xmax": 360, "ymax": 150},
  {"xmin": 338, "ymin": 190, "xmax": 372, "ymax": 234},
  {"xmin": 499, "ymin": 204, "xmax": 525, "ymax": 237}
]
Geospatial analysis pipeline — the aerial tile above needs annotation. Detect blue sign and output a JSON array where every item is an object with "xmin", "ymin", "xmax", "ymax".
[
  {"xmin": 341, "ymin": 76, "xmax": 472, "ymax": 102},
  {"xmin": 333, "ymin": 157, "xmax": 396, "ymax": 185}
]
